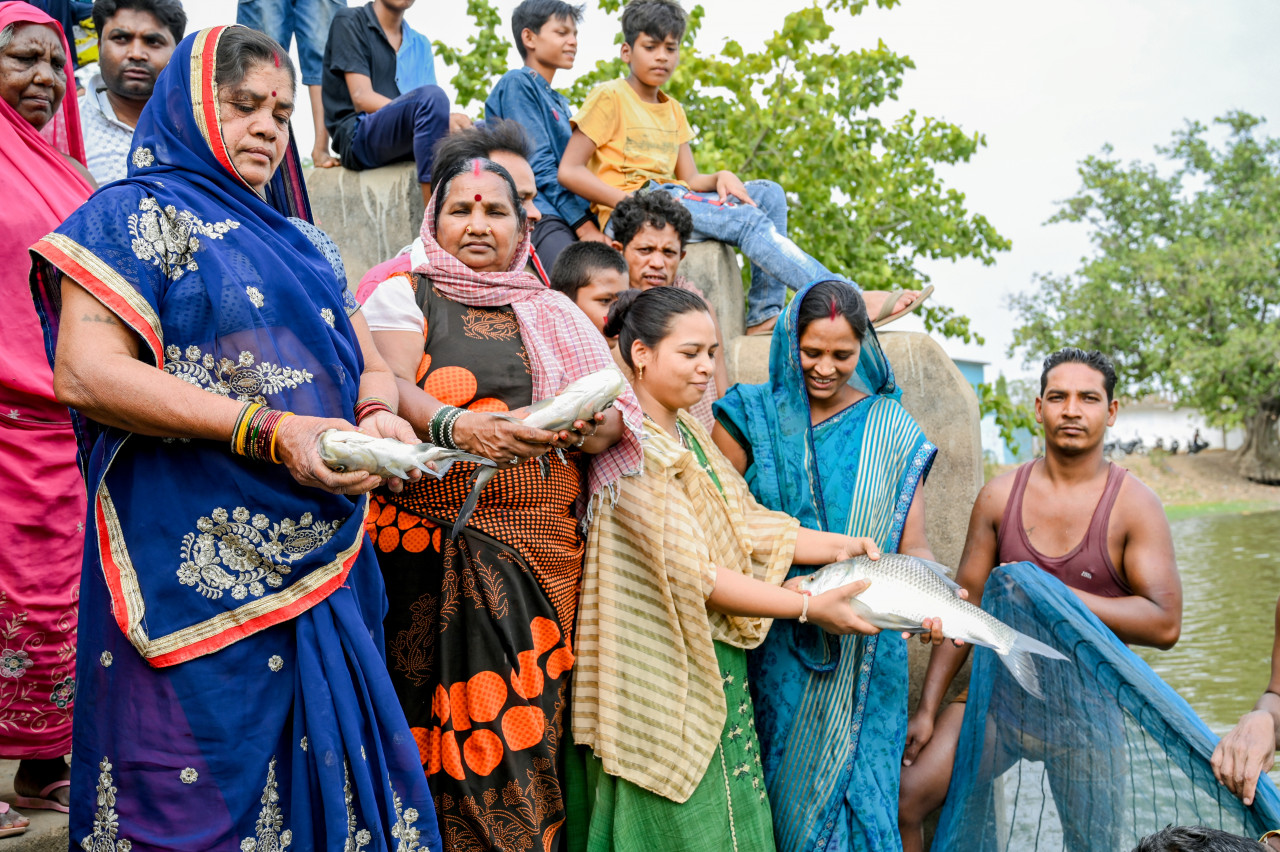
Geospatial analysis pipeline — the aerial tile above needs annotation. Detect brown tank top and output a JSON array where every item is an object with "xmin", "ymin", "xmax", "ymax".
[{"xmin": 995, "ymin": 460, "xmax": 1132, "ymax": 598}]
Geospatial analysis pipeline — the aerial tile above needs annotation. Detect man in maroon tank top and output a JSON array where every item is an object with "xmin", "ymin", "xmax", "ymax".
[{"xmin": 898, "ymin": 348, "xmax": 1182, "ymax": 852}]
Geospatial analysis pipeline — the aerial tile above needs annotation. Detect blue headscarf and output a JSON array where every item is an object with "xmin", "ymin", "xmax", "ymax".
[{"xmin": 31, "ymin": 25, "xmax": 369, "ymax": 667}]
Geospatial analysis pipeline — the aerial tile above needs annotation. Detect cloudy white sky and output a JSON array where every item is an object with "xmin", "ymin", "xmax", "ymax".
[{"xmin": 189, "ymin": 0, "xmax": 1280, "ymax": 380}]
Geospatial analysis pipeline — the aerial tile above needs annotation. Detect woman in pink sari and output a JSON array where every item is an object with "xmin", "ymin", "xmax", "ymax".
[{"xmin": 0, "ymin": 0, "xmax": 92, "ymax": 833}]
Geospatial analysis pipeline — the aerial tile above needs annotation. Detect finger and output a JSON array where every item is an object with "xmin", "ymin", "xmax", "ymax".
[
  {"xmin": 865, "ymin": 540, "xmax": 881, "ymax": 560},
  {"xmin": 717, "ymin": 185, "xmax": 728, "ymax": 203},
  {"xmin": 740, "ymin": 188, "xmax": 758, "ymax": 206},
  {"xmin": 834, "ymin": 579, "xmax": 871, "ymax": 598},
  {"xmin": 1243, "ymin": 771, "xmax": 1258, "ymax": 806},
  {"xmin": 957, "ymin": 588, "xmax": 970, "ymax": 600}
]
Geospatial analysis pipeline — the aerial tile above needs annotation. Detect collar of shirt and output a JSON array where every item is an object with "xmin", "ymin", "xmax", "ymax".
[{"xmin": 83, "ymin": 72, "xmax": 135, "ymax": 133}]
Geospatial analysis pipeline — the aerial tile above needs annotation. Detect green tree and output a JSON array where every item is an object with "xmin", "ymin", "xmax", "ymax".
[{"xmin": 1011, "ymin": 112, "xmax": 1280, "ymax": 483}]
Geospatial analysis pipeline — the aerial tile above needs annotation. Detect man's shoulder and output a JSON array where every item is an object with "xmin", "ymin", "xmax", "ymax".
[
  {"xmin": 332, "ymin": 4, "xmax": 365, "ymax": 23},
  {"xmin": 974, "ymin": 465, "xmax": 1023, "ymax": 521},
  {"xmin": 1111, "ymin": 465, "xmax": 1167, "ymax": 524}
]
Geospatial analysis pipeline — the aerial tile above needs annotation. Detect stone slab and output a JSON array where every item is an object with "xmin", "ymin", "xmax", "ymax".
[
  {"xmin": 305, "ymin": 163, "xmax": 422, "ymax": 287},
  {"xmin": 679, "ymin": 241, "xmax": 746, "ymax": 345}
]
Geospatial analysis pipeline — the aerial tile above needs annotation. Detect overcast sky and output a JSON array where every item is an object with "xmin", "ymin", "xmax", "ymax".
[{"xmin": 187, "ymin": 0, "xmax": 1280, "ymax": 380}]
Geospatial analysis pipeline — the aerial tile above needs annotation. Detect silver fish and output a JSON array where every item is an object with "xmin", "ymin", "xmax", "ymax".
[
  {"xmin": 449, "ymin": 368, "xmax": 628, "ymax": 539},
  {"xmin": 799, "ymin": 553, "xmax": 1068, "ymax": 699},
  {"xmin": 318, "ymin": 430, "xmax": 495, "ymax": 480}
]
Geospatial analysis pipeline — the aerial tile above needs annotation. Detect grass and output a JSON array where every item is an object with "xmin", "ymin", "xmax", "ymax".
[{"xmin": 1164, "ymin": 500, "xmax": 1280, "ymax": 522}]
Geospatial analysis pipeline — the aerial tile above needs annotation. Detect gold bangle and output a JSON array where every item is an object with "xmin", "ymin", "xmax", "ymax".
[
  {"xmin": 1261, "ymin": 829, "xmax": 1280, "ymax": 842},
  {"xmin": 798, "ymin": 592, "xmax": 810, "ymax": 624},
  {"xmin": 269, "ymin": 412, "xmax": 295, "ymax": 464}
]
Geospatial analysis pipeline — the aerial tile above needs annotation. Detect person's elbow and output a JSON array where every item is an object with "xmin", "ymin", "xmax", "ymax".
[
  {"xmin": 53, "ymin": 357, "xmax": 96, "ymax": 413},
  {"xmin": 1146, "ymin": 610, "xmax": 1182, "ymax": 650},
  {"xmin": 557, "ymin": 162, "xmax": 579, "ymax": 193}
]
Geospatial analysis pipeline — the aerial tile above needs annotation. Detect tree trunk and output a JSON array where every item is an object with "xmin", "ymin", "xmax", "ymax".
[{"xmin": 1236, "ymin": 399, "xmax": 1280, "ymax": 484}]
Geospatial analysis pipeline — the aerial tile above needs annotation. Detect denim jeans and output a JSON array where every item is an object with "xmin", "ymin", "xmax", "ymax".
[
  {"xmin": 649, "ymin": 179, "xmax": 835, "ymax": 327},
  {"xmin": 347, "ymin": 86, "xmax": 450, "ymax": 185},
  {"xmin": 235, "ymin": 0, "xmax": 346, "ymax": 86}
]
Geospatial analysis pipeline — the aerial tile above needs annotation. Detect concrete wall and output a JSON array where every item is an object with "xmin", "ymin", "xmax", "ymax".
[{"xmin": 306, "ymin": 164, "xmax": 423, "ymax": 286}]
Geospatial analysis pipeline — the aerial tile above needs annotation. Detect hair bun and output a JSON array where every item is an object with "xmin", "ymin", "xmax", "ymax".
[{"xmin": 603, "ymin": 288, "xmax": 642, "ymax": 338}]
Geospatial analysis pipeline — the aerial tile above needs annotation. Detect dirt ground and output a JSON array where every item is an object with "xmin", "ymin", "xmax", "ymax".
[{"xmin": 998, "ymin": 448, "xmax": 1280, "ymax": 512}]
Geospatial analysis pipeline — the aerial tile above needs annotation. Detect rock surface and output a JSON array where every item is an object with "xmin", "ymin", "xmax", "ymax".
[{"xmin": 306, "ymin": 163, "xmax": 423, "ymax": 286}]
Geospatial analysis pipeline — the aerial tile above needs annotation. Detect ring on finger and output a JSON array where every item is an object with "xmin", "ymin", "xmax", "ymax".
[
  {"xmin": 509, "ymin": 456, "xmax": 519, "ymax": 465},
  {"xmin": 574, "ymin": 436, "xmax": 586, "ymax": 447}
]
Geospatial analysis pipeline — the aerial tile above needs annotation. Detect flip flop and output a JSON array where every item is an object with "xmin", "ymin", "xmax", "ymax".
[
  {"xmin": 871, "ymin": 284, "xmax": 934, "ymax": 329},
  {"xmin": 13, "ymin": 779, "xmax": 69, "ymax": 814},
  {"xmin": 0, "ymin": 802, "xmax": 27, "ymax": 838}
]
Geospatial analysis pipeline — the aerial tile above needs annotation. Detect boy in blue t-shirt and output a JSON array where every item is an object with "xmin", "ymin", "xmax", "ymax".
[
  {"xmin": 558, "ymin": 0, "xmax": 922, "ymax": 334},
  {"xmin": 485, "ymin": 0, "xmax": 604, "ymax": 274}
]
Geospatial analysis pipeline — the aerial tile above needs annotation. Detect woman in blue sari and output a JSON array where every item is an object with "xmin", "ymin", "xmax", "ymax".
[
  {"xmin": 713, "ymin": 280, "xmax": 938, "ymax": 852},
  {"xmin": 29, "ymin": 25, "xmax": 441, "ymax": 852}
]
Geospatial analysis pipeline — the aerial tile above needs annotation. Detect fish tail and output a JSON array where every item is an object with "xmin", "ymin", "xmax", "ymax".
[
  {"xmin": 450, "ymin": 467, "xmax": 494, "ymax": 539},
  {"xmin": 997, "ymin": 631, "xmax": 1069, "ymax": 700}
]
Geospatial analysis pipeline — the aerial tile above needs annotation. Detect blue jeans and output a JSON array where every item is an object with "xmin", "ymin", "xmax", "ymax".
[
  {"xmin": 346, "ymin": 86, "xmax": 450, "ymax": 185},
  {"xmin": 650, "ymin": 179, "xmax": 834, "ymax": 327},
  {"xmin": 235, "ymin": 0, "xmax": 346, "ymax": 86}
]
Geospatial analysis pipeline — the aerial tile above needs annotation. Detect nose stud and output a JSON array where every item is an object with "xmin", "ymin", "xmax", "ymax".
[{"xmin": 464, "ymin": 226, "xmax": 493, "ymax": 236}]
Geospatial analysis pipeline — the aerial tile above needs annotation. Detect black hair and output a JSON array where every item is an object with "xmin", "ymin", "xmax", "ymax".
[
  {"xmin": 621, "ymin": 0, "xmax": 686, "ymax": 47},
  {"xmin": 432, "ymin": 157, "xmax": 528, "ymax": 234},
  {"xmin": 604, "ymin": 286, "xmax": 708, "ymax": 369},
  {"xmin": 93, "ymin": 0, "xmax": 187, "ymax": 45},
  {"xmin": 1131, "ymin": 825, "xmax": 1266, "ymax": 852},
  {"xmin": 214, "ymin": 26, "xmax": 295, "ymax": 96},
  {"xmin": 551, "ymin": 241, "xmax": 628, "ymax": 301},
  {"xmin": 1040, "ymin": 347, "xmax": 1118, "ymax": 403},
  {"xmin": 611, "ymin": 190, "xmax": 693, "ymax": 249},
  {"xmin": 796, "ymin": 280, "xmax": 868, "ymax": 342},
  {"xmin": 511, "ymin": 0, "xmax": 584, "ymax": 60},
  {"xmin": 430, "ymin": 120, "xmax": 533, "ymax": 195}
]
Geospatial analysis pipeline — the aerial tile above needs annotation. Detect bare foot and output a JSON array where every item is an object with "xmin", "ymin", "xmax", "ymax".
[
  {"xmin": 863, "ymin": 289, "xmax": 920, "ymax": 320},
  {"xmin": 311, "ymin": 148, "xmax": 339, "ymax": 168},
  {"xmin": 13, "ymin": 757, "xmax": 69, "ymax": 809},
  {"xmin": 746, "ymin": 315, "xmax": 778, "ymax": 336}
]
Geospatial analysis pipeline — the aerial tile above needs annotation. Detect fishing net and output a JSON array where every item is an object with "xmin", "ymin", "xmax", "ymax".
[{"xmin": 932, "ymin": 562, "xmax": 1280, "ymax": 851}]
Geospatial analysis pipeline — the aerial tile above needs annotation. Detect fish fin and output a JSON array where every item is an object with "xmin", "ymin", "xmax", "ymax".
[
  {"xmin": 450, "ymin": 467, "xmax": 495, "ymax": 539},
  {"xmin": 995, "ymin": 631, "xmax": 1069, "ymax": 700},
  {"xmin": 915, "ymin": 557, "xmax": 964, "ymax": 595},
  {"xmin": 415, "ymin": 452, "xmax": 494, "ymax": 481},
  {"xmin": 384, "ymin": 463, "xmax": 411, "ymax": 480},
  {"xmin": 846, "ymin": 599, "xmax": 930, "ymax": 634},
  {"xmin": 538, "ymin": 456, "xmax": 549, "ymax": 480}
]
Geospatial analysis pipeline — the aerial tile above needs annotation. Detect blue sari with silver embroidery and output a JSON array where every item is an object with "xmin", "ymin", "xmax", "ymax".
[
  {"xmin": 714, "ymin": 280, "xmax": 936, "ymax": 852},
  {"xmin": 30, "ymin": 26, "xmax": 440, "ymax": 852}
]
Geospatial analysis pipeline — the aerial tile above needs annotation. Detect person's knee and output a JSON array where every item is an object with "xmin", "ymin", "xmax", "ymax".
[
  {"xmin": 409, "ymin": 85, "xmax": 450, "ymax": 117},
  {"xmin": 746, "ymin": 179, "xmax": 786, "ymax": 206}
]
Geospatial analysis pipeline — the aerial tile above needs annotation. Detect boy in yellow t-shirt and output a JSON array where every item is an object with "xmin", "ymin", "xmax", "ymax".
[{"xmin": 558, "ymin": 0, "xmax": 920, "ymax": 334}]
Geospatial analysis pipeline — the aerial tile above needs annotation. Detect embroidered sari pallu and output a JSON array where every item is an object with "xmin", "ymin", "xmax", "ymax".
[
  {"xmin": 715, "ymin": 280, "xmax": 936, "ymax": 852},
  {"xmin": 30, "ymin": 26, "xmax": 438, "ymax": 852}
]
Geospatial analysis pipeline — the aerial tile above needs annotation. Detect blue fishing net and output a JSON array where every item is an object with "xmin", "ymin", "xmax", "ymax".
[{"xmin": 933, "ymin": 562, "xmax": 1280, "ymax": 851}]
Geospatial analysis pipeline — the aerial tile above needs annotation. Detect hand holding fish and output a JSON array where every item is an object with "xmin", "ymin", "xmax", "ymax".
[
  {"xmin": 356, "ymin": 410, "xmax": 424, "ymax": 492},
  {"xmin": 804, "ymin": 580, "xmax": 882, "ymax": 636},
  {"xmin": 452, "ymin": 410, "xmax": 558, "ymax": 464},
  {"xmin": 276, "ymin": 415, "xmax": 385, "ymax": 496}
]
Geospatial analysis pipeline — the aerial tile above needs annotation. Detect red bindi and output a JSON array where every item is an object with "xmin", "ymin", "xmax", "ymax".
[
  {"xmin": 474, "ymin": 194, "xmax": 483, "ymax": 202},
  {"xmin": 472, "ymin": 159, "xmax": 482, "ymax": 177},
  {"xmin": 273, "ymin": 52, "xmax": 280, "ymax": 68},
  {"xmin": 828, "ymin": 298, "xmax": 839, "ymax": 322},
  {"xmin": 271, "ymin": 91, "xmax": 277, "ymax": 97}
]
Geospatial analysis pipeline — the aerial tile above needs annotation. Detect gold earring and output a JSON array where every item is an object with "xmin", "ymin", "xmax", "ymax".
[{"xmin": 637, "ymin": 364, "xmax": 646, "ymax": 381}]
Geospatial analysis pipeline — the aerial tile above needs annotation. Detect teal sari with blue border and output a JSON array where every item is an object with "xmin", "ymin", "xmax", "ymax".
[{"xmin": 714, "ymin": 280, "xmax": 936, "ymax": 852}]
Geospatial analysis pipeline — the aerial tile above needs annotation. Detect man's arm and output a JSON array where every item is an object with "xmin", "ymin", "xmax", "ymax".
[
  {"xmin": 558, "ymin": 130, "xmax": 628, "ymax": 211},
  {"xmin": 1072, "ymin": 478, "xmax": 1182, "ymax": 649},
  {"xmin": 1212, "ymin": 596, "xmax": 1280, "ymax": 805},
  {"xmin": 343, "ymin": 72, "xmax": 393, "ymax": 115}
]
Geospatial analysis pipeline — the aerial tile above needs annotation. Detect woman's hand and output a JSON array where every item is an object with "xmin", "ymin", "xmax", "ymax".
[
  {"xmin": 835, "ymin": 536, "xmax": 881, "ymax": 563},
  {"xmin": 276, "ymin": 415, "xmax": 384, "ymax": 495},
  {"xmin": 358, "ymin": 410, "xmax": 425, "ymax": 493},
  {"xmin": 902, "ymin": 709, "xmax": 936, "ymax": 767},
  {"xmin": 805, "ymin": 580, "xmax": 880, "ymax": 636},
  {"xmin": 1211, "ymin": 709, "xmax": 1278, "ymax": 805},
  {"xmin": 452, "ymin": 411, "xmax": 557, "ymax": 464},
  {"xmin": 546, "ymin": 411, "xmax": 607, "ymax": 450}
]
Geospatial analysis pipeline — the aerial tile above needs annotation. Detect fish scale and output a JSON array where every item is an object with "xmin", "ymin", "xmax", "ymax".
[{"xmin": 800, "ymin": 553, "xmax": 1066, "ymax": 699}]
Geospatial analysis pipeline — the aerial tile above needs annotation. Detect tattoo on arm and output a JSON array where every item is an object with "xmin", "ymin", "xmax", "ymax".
[{"xmin": 82, "ymin": 312, "xmax": 118, "ymax": 325}]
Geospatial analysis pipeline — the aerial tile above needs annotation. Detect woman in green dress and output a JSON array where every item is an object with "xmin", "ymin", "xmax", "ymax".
[{"xmin": 568, "ymin": 286, "xmax": 924, "ymax": 851}]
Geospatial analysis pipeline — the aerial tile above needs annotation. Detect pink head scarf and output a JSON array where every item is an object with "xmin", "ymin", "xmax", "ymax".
[
  {"xmin": 414, "ymin": 158, "xmax": 644, "ymax": 505},
  {"xmin": 0, "ymin": 1, "xmax": 91, "ymax": 421}
]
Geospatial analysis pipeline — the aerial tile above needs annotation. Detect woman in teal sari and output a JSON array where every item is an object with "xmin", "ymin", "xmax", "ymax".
[{"xmin": 713, "ymin": 279, "xmax": 938, "ymax": 852}]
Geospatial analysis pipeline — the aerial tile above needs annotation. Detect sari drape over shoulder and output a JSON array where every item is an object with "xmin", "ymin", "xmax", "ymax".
[
  {"xmin": 30, "ymin": 26, "xmax": 439, "ymax": 851},
  {"xmin": 715, "ymin": 281, "xmax": 936, "ymax": 852},
  {"xmin": 0, "ymin": 2, "xmax": 92, "ymax": 760},
  {"xmin": 572, "ymin": 412, "xmax": 799, "ymax": 803}
]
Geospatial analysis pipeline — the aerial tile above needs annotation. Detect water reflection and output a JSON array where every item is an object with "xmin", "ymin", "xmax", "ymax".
[{"xmin": 1139, "ymin": 510, "xmax": 1280, "ymax": 734}]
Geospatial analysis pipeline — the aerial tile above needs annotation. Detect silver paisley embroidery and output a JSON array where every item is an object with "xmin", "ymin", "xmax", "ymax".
[
  {"xmin": 241, "ymin": 757, "xmax": 292, "ymax": 852},
  {"xmin": 389, "ymin": 777, "xmax": 422, "ymax": 852},
  {"xmin": 320, "ymin": 308, "xmax": 335, "ymax": 327},
  {"xmin": 343, "ymin": 762, "xmax": 371, "ymax": 852},
  {"xmin": 164, "ymin": 344, "xmax": 314, "ymax": 405},
  {"xmin": 131, "ymin": 147, "xmax": 154, "ymax": 169},
  {"xmin": 81, "ymin": 757, "xmax": 132, "ymax": 851},
  {"xmin": 128, "ymin": 196, "xmax": 239, "ymax": 280},
  {"xmin": 178, "ymin": 508, "xmax": 342, "ymax": 601}
]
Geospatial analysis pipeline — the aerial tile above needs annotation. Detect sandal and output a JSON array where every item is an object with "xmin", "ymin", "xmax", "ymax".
[
  {"xmin": 0, "ymin": 802, "xmax": 28, "ymax": 838},
  {"xmin": 871, "ymin": 284, "xmax": 934, "ymax": 328},
  {"xmin": 13, "ymin": 779, "xmax": 69, "ymax": 814}
]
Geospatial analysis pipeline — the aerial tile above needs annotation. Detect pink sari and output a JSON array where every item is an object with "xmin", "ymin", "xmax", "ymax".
[{"xmin": 0, "ymin": 3, "xmax": 92, "ymax": 759}]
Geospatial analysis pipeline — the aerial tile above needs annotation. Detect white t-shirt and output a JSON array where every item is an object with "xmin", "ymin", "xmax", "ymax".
[{"xmin": 361, "ymin": 238, "xmax": 428, "ymax": 333}]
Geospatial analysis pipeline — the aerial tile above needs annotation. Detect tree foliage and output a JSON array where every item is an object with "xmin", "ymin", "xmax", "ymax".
[{"xmin": 1010, "ymin": 112, "xmax": 1280, "ymax": 482}]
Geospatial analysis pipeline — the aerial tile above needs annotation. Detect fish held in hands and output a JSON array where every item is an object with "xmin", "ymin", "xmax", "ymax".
[
  {"xmin": 450, "ymin": 368, "xmax": 628, "ymax": 539},
  {"xmin": 799, "ymin": 553, "xmax": 1068, "ymax": 699},
  {"xmin": 318, "ymin": 430, "xmax": 495, "ymax": 480}
]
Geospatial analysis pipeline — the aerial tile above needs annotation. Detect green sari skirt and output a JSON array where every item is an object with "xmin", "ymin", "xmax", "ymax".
[{"xmin": 566, "ymin": 641, "xmax": 776, "ymax": 852}]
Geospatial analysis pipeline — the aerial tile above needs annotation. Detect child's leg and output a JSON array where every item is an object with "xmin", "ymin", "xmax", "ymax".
[
  {"xmin": 346, "ymin": 86, "xmax": 450, "ymax": 187},
  {"xmin": 741, "ymin": 180, "xmax": 790, "ymax": 328},
  {"xmin": 659, "ymin": 182, "xmax": 836, "ymax": 328}
]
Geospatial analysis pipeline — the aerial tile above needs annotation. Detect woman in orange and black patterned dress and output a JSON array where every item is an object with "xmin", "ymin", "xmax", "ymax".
[{"xmin": 360, "ymin": 156, "xmax": 642, "ymax": 852}]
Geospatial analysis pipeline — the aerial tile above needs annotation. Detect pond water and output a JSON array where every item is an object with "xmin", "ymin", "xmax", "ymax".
[{"xmin": 1138, "ymin": 509, "xmax": 1280, "ymax": 737}]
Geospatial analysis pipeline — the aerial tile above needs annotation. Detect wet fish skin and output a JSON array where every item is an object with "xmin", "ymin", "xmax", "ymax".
[
  {"xmin": 450, "ymin": 368, "xmax": 627, "ymax": 539},
  {"xmin": 799, "ymin": 553, "xmax": 1068, "ymax": 699},
  {"xmin": 318, "ymin": 430, "xmax": 494, "ymax": 480}
]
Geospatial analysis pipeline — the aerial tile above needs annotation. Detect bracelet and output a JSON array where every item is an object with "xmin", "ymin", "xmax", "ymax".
[
  {"xmin": 354, "ymin": 396, "xmax": 394, "ymax": 424},
  {"xmin": 230, "ymin": 402, "xmax": 292, "ymax": 463},
  {"xmin": 798, "ymin": 592, "xmax": 810, "ymax": 624},
  {"xmin": 429, "ymin": 405, "xmax": 465, "ymax": 449},
  {"xmin": 230, "ymin": 401, "xmax": 262, "ymax": 455}
]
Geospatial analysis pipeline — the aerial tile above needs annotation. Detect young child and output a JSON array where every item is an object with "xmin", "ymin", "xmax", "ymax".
[
  {"xmin": 550, "ymin": 241, "xmax": 630, "ymax": 336},
  {"xmin": 485, "ymin": 0, "xmax": 604, "ymax": 274},
  {"xmin": 558, "ymin": 0, "xmax": 922, "ymax": 335}
]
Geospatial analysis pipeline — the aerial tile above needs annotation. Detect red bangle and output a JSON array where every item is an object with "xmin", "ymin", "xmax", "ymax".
[{"xmin": 354, "ymin": 397, "xmax": 394, "ymax": 424}]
